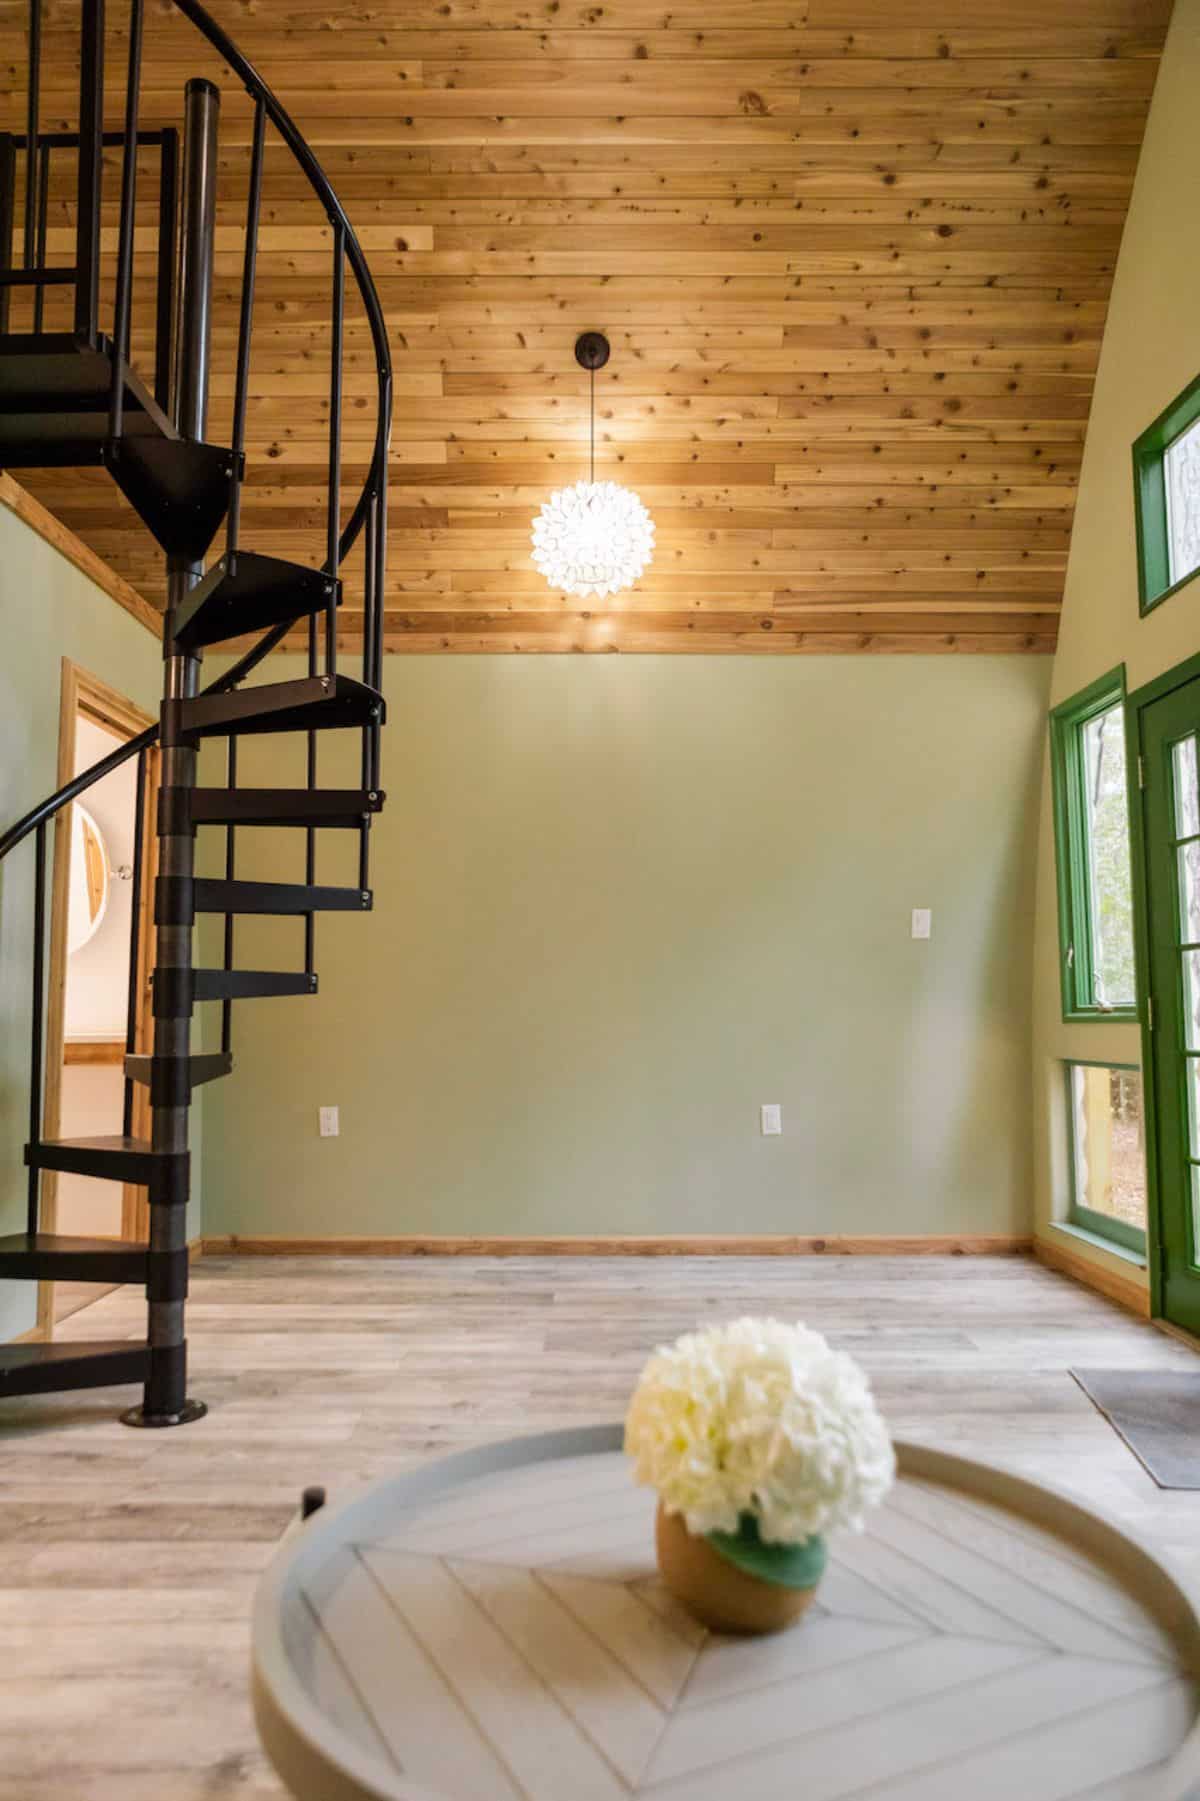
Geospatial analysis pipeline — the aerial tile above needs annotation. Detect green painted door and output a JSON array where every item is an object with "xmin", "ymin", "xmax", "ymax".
[{"xmin": 1142, "ymin": 676, "xmax": 1200, "ymax": 1334}]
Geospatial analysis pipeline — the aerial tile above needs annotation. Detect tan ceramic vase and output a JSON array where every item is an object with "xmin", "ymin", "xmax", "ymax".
[{"xmin": 655, "ymin": 1504, "xmax": 821, "ymax": 1636}]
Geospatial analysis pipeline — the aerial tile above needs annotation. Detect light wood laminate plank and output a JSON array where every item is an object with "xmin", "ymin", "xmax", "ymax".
[{"xmin": 0, "ymin": 1252, "xmax": 1196, "ymax": 1797}]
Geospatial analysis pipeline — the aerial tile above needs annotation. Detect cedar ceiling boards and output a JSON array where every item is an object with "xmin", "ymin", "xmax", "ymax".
[{"xmin": 2, "ymin": 0, "xmax": 1172, "ymax": 653}]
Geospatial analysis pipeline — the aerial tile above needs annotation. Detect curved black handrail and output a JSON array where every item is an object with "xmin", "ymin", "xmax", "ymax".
[
  {"xmin": 170, "ymin": 0, "xmax": 393, "ymax": 604},
  {"xmin": 0, "ymin": 724, "xmax": 156, "ymax": 862}
]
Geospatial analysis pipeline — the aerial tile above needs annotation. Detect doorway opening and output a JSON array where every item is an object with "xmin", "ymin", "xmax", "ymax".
[{"xmin": 36, "ymin": 662, "xmax": 158, "ymax": 1336}]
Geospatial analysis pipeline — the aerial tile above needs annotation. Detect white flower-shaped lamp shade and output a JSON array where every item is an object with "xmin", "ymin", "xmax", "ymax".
[{"xmin": 531, "ymin": 479, "xmax": 655, "ymax": 600}]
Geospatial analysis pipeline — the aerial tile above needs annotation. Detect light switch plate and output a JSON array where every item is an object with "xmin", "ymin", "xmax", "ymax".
[
  {"xmin": 911, "ymin": 908, "xmax": 932, "ymax": 940},
  {"xmin": 319, "ymin": 1106, "xmax": 340, "ymax": 1138},
  {"xmin": 761, "ymin": 1103, "xmax": 782, "ymax": 1136}
]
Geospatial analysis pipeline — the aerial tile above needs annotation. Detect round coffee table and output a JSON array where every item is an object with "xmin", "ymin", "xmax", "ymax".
[{"xmin": 252, "ymin": 1424, "xmax": 1200, "ymax": 1801}]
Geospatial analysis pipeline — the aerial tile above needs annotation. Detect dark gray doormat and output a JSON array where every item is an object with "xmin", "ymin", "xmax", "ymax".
[{"xmin": 1071, "ymin": 1370, "xmax": 1200, "ymax": 1489}]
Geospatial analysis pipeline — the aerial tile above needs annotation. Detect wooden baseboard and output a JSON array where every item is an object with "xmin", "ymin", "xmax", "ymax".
[
  {"xmin": 1033, "ymin": 1235, "xmax": 1151, "ymax": 1319},
  {"xmin": 63, "ymin": 1038, "xmax": 125, "ymax": 1066},
  {"xmin": 1154, "ymin": 1317, "xmax": 1200, "ymax": 1356},
  {"xmin": 199, "ymin": 1233, "xmax": 1032, "ymax": 1259}
]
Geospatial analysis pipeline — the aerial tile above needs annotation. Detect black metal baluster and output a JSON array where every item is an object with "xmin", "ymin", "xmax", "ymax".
[
  {"xmin": 356, "ymin": 493, "xmax": 377, "ymax": 892},
  {"xmin": 31, "ymin": 139, "xmax": 48, "ymax": 332},
  {"xmin": 27, "ymin": 821, "xmax": 47, "ymax": 1237},
  {"xmin": 0, "ymin": 134, "xmax": 15, "ymax": 334},
  {"xmin": 357, "ymin": 780, "xmax": 370, "ymax": 895},
  {"xmin": 122, "ymin": 750, "xmax": 147, "ymax": 1139},
  {"xmin": 325, "ymin": 221, "xmax": 345, "ymax": 676},
  {"xmin": 222, "ymin": 737, "xmax": 237, "ymax": 1056},
  {"xmin": 154, "ymin": 129, "xmax": 179, "ymax": 414},
  {"xmin": 371, "ymin": 459, "xmax": 387, "ymax": 779},
  {"xmin": 304, "ymin": 746, "xmax": 316, "ymax": 974},
  {"xmin": 361, "ymin": 488, "xmax": 377, "ymax": 758},
  {"xmin": 23, "ymin": 0, "xmax": 40, "ymax": 276},
  {"xmin": 225, "ymin": 96, "xmax": 265, "ymax": 569},
  {"xmin": 75, "ymin": 0, "xmax": 103, "ymax": 345},
  {"xmin": 109, "ymin": 0, "xmax": 144, "ymax": 441},
  {"xmin": 305, "ymin": 608, "xmax": 317, "ymax": 976}
]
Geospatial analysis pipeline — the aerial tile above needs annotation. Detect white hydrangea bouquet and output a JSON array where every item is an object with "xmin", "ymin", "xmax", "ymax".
[{"xmin": 625, "ymin": 1317, "xmax": 894, "ymax": 1633}]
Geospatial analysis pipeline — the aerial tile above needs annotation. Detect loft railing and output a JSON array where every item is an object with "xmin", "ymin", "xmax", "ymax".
[
  {"xmin": 171, "ymin": 0, "xmax": 393, "ymax": 724},
  {"xmin": 0, "ymin": 0, "xmax": 392, "ymax": 716}
]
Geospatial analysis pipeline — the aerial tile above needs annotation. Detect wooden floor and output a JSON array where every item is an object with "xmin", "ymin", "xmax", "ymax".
[{"xmin": 1, "ymin": 1252, "xmax": 1198, "ymax": 1799}]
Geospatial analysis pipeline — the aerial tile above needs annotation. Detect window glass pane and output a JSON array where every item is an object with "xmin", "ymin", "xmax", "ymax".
[
  {"xmin": 1173, "ymin": 735, "xmax": 1200, "ymax": 838},
  {"xmin": 1187, "ymin": 1058, "xmax": 1200, "ymax": 1162},
  {"xmin": 1180, "ymin": 842, "xmax": 1200, "ymax": 944},
  {"xmin": 1185, "ymin": 951, "xmax": 1200, "ymax": 1052},
  {"xmin": 1069, "ymin": 1064, "xmax": 1147, "ymax": 1236},
  {"xmin": 1080, "ymin": 704, "xmax": 1135, "ymax": 1008},
  {"xmin": 1166, "ymin": 414, "xmax": 1200, "ymax": 587}
]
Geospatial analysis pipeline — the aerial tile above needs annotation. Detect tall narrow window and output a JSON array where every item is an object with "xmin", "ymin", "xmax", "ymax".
[
  {"xmin": 1164, "ymin": 415, "xmax": 1200, "ymax": 588},
  {"xmin": 1134, "ymin": 373, "xmax": 1200, "ymax": 613},
  {"xmin": 1050, "ymin": 671, "xmax": 1137, "ymax": 1020},
  {"xmin": 1066, "ymin": 1062, "xmax": 1147, "ymax": 1254}
]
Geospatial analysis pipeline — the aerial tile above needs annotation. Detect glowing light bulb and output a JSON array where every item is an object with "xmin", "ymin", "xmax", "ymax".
[{"xmin": 531, "ymin": 480, "xmax": 655, "ymax": 600}]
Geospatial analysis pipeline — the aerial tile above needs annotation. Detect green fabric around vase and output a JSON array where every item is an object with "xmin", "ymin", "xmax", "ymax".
[{"xmin": 705, "ymin": 1515, "xmax": 828, "ymax": 1590}]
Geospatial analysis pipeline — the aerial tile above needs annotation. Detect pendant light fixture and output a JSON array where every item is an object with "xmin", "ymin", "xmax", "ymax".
[{"xmin": 531, "ymin": 332, "xmax": 655, "ymax": 600}]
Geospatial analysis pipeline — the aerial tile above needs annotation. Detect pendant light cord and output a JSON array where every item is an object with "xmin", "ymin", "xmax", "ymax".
[{"xmin": 589, "ymin": 362, "xmax": 595, "ymax": 485}]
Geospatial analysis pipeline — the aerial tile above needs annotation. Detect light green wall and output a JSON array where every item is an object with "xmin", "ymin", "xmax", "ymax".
[
  {"xmin": 202, "ymin": 653, "xmax": 1048, "ymax": 1240},
  {"xmin": 1030, "ymin": 0, "xmax": 1200, "ymax": 1292},
  {"xmin": 0, "ymin": 500, "xmax": 163, "ymax": 1338}
]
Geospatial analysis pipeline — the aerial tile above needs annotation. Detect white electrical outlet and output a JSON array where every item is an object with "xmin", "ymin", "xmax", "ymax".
[
  {"xmin": 761, "ymin": 1103, "xmax": 782, "ymax": 1137},
  {"xmin": 319, "ymin": 1106, "xmax": 339, "ymax": 1138},
  {"xmin": 911, "ymin": 908, "xmax": 932, "ymax": 940}
]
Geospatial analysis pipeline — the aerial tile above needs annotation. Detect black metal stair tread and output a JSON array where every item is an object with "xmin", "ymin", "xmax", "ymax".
[
  {"xmin": 191, "ymin": 968, "xmax": 318, "ymax": 1000},
  {"xmin": 0, "ymin": 411, "xmax": 168, "ymax": 465},
  {"xmin": 188, "ymin": 788, "xmax": 385, "ymax": 829},
  {"xmin": 194, "ymin": 878, "xmax": 371, "ymax": 914},
  {"xmin": 106, "ymin": 437, "xmax": 240, "ymax": 563},
  {"xmin": 0, "ymin": 1233, "xmax": 148, "ymax": 1284},
  {"xmin": 0, "ymin": 334, "xmax": 172, "ymax": 421},
  {"xmin": 0, "ymin": 336, "xmax": 237, "ymax": 553},
  {"xmin": 179, "ymin": 675, "xmax": 385, "ymax": 740},
  {"xmin": 0, "ymin": 1339, "xmax": 149, "ymax": 1398},
  {"xmin": 125, "ymin": 1051, "xmax": 233, "ymax": 1089},
  {"xmin": 0, "ymin": 335, "xmax": 179, "ymax": 472},
  {"xmin": 173, "ymin": 552, "xmax": 340, "ymax": 653},
  {"xmin": 24, "ymin": 1136, "xmax": 177, "ymax": 1183}
]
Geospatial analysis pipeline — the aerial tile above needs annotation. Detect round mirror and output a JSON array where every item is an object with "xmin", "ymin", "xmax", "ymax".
[{"xmin": 67, "ymin": 802, "xmax": 111, "ymax": 956}]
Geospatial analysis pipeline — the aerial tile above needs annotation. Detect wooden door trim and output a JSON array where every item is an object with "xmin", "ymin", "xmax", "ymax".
[{"xmin": 36, "ymin": 661, "xmax": 158, "ymax": 1338}]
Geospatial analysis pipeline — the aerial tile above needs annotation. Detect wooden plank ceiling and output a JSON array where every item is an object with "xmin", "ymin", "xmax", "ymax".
[{"xmin": 4, "ymin": 0, "xmax": 1173, "ymax": 653}]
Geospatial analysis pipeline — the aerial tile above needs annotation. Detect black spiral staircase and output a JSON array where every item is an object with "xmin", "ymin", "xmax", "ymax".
[{"xmin": 0, "ymin": 0, "xmax": 392, "ymax": 1424}]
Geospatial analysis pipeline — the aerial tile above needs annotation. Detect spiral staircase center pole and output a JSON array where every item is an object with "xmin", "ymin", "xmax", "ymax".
[{"xmin": 122, "ymin": 77, "xmax": 220, "ymax": 1430}]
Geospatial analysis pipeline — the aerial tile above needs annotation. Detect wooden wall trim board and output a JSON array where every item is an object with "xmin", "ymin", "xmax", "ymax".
[
  {"xmin": 2, "ymin": 1, "xmax": 1173, "ymax": 655},
  {"xmin": 200, "ymin": 1233, "xmax": 1033, "ymax": 1257},
  {"xmin": 62, "ymin": 1039, "xmax": 126, "ymax": 1066},
  {"xmin": 1033, "ymin": 1232, "xmax": 1151, "ymax": 1319},
  {"xmin": 0, "ymin": 473, "xmax": 158, "ymax": 640}
]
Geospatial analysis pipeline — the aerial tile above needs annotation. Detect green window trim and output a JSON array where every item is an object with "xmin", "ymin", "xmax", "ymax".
[
  {"xmin": 1063, "ymin": 1060, "xmax": 1147, "ymax": 1256},
  {"xmin": 1133, "ymin": 370, "xmax": 1200, "ymax": 616},
  {"xmin": 1050, "ymin": 667, "xmax": 1138, "ymax": 1024}
]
